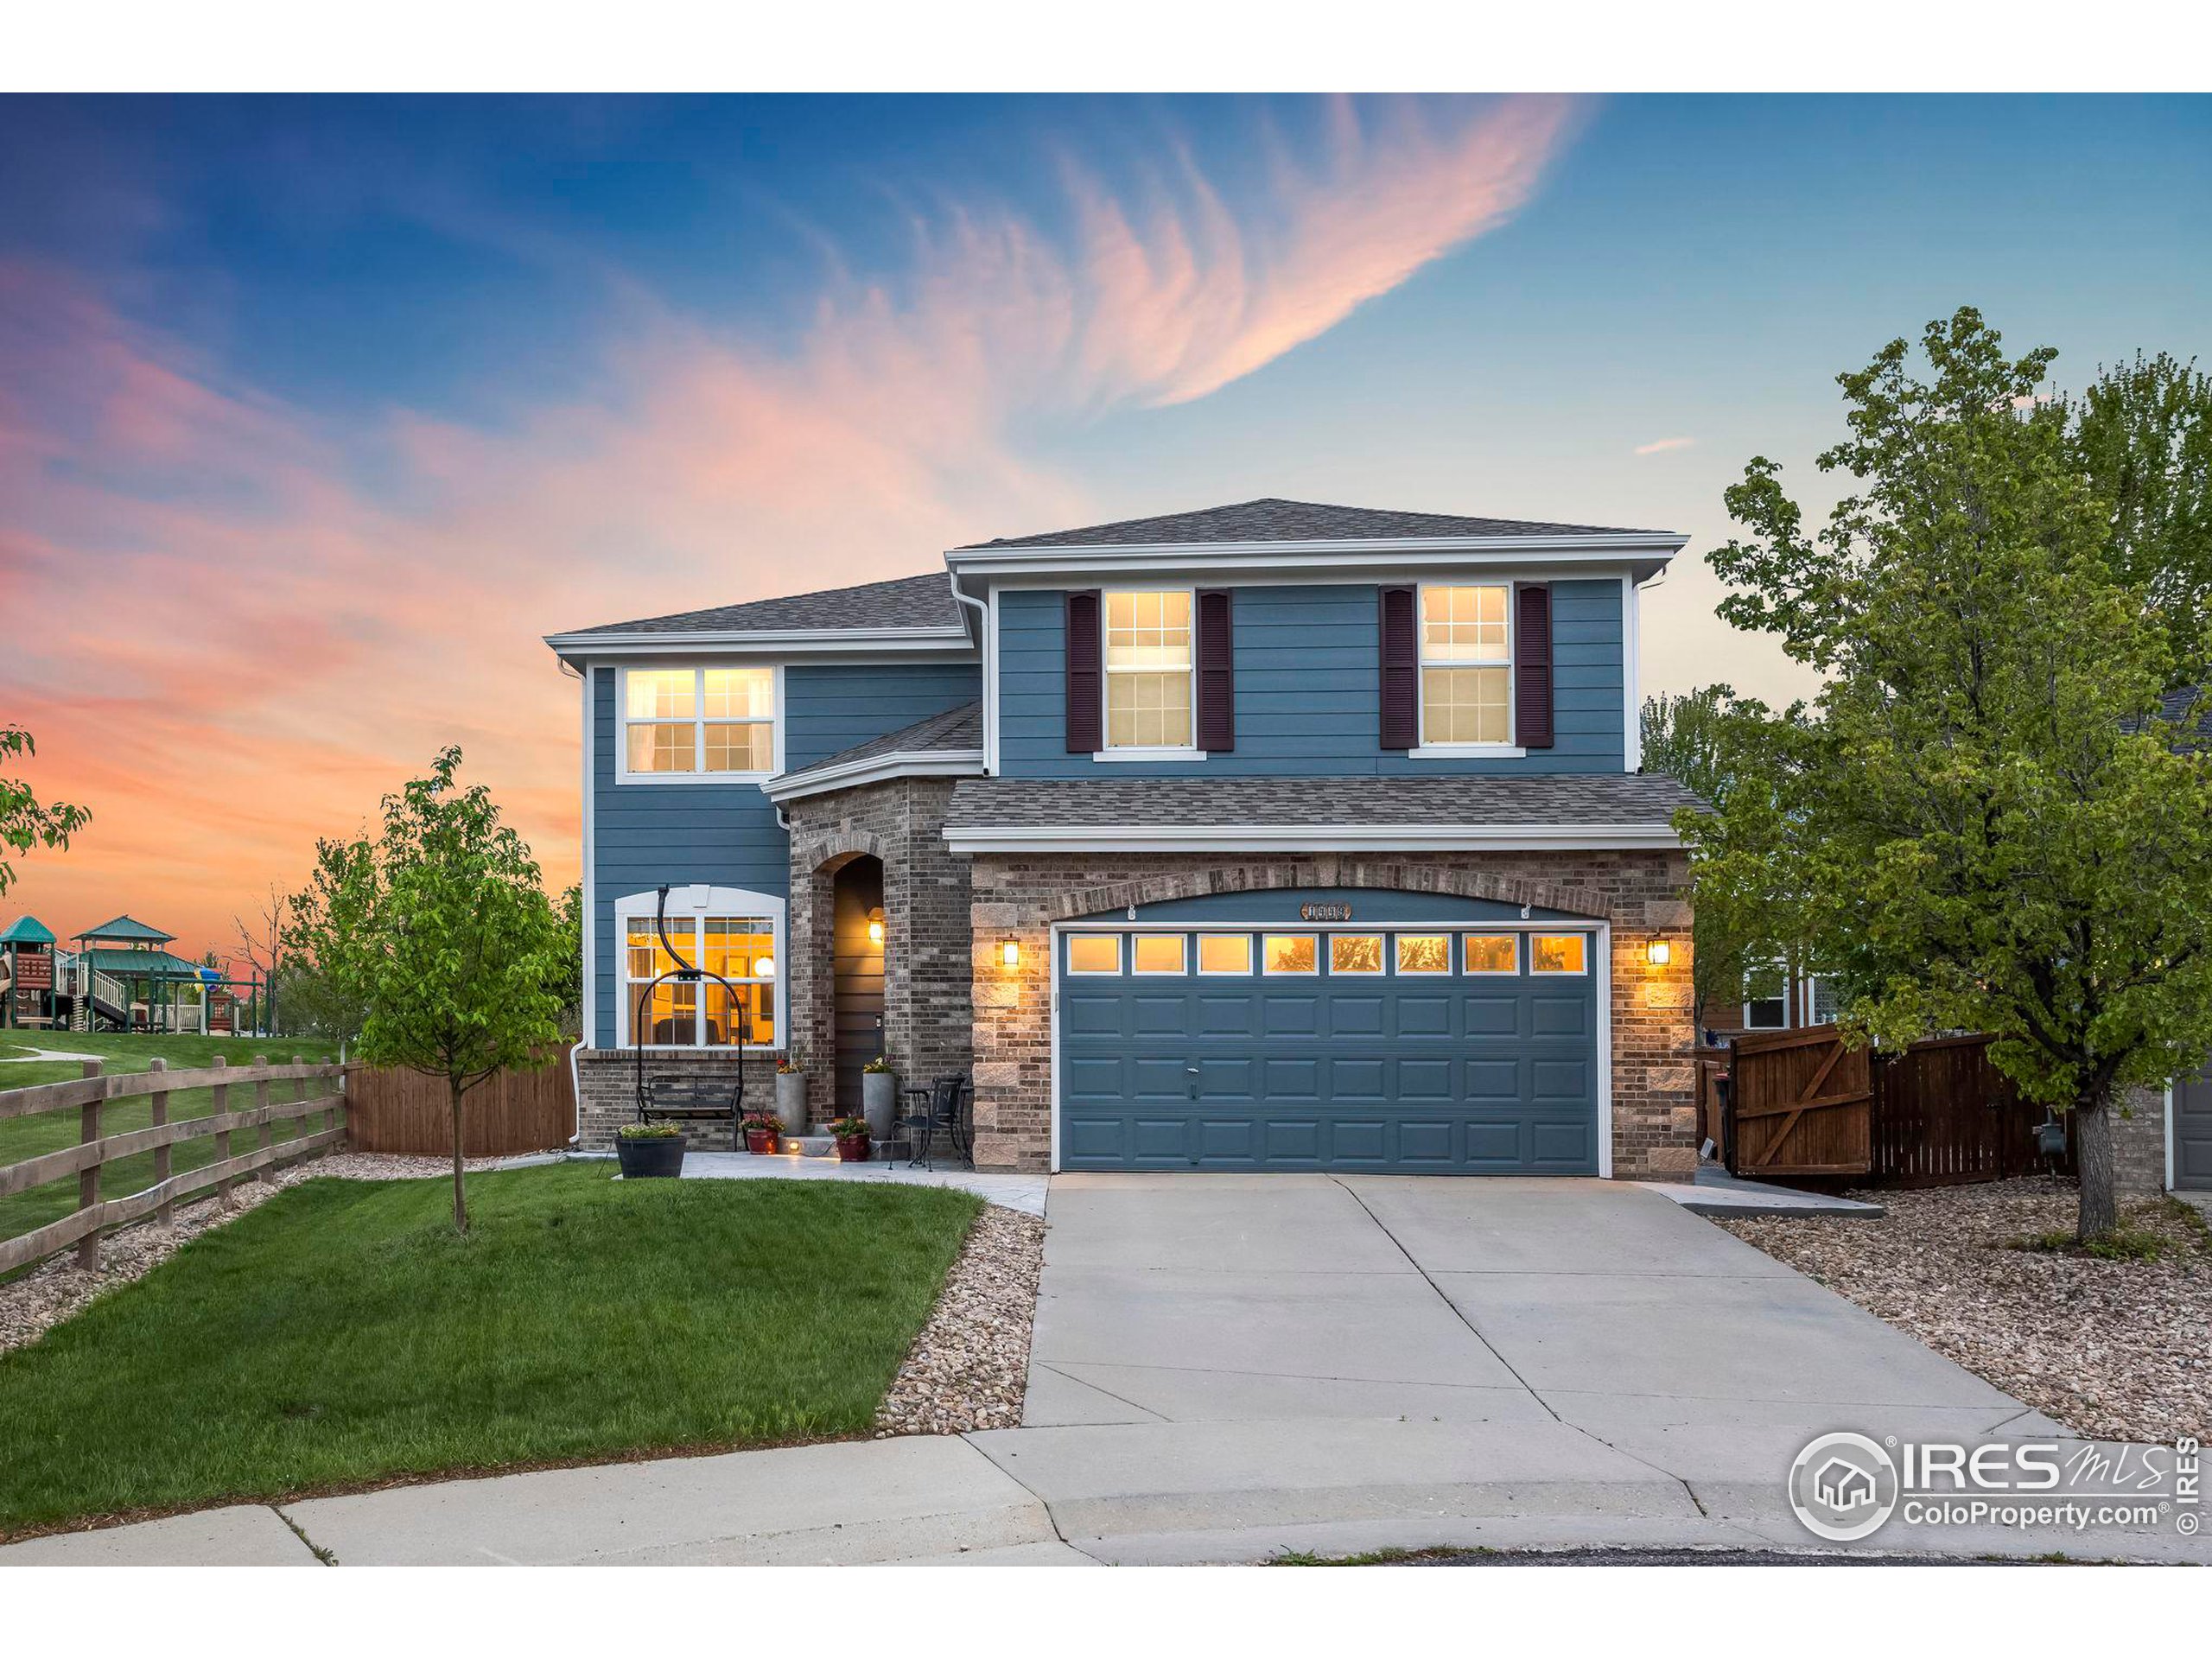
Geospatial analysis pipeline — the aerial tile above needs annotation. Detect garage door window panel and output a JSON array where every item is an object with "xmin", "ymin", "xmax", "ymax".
[
  {"xmin": 1262, "ymin": 935, "xmax": 1319, "ymax": 976},
  {"xmin": 1132, "ymin": 935, "xmax": 1187, "ymax": 976},
  {"xmin": 1067, "ymin": 935, "xmax": 1122, "ymax": 976},
  {"xmin": 1197, "ymin": 934, "xmax": 1253, "ymax": 976},
  {"xmin": 1329, "ymin": 934, "xmax": 1383, "ymax": 975},
  {"xmin": 1531, "ymin": 934, "xmax": 1589, "ymax": 975},
  {"xmin": 1463, "ymin": 934, "xmax": 1519, "ymax": 975},
  {"xmin": 1395, "ymin": 934, "xmax": 1452, "ymax": 975}
]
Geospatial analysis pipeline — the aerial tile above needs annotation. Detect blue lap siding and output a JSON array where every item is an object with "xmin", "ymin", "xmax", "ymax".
[
  {"xmin": 995, "ymin": 580, "xmax": 1625, "ymax": 776},
  {"xmin": 586, "ymin": 659, "xmax": 979, "ymax": 1046}
]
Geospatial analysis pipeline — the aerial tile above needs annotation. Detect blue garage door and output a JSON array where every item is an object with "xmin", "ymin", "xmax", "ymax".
[{"xmin": 1057, "ymin": 908, "xmax": 1600, "ymax": 1174}]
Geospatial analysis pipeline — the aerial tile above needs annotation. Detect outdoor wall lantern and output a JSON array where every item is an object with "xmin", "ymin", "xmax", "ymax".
[
  {"xmin": 867, "ymin": 907, "xmax": 886, "ymax": 946},
  {"xmin": 1646, "ymin": 940, "xmax": 1672, "ymax": 966},
  {"xmin": 999, "ymin": 936, "xmax": 1020, "ymax": 969}
]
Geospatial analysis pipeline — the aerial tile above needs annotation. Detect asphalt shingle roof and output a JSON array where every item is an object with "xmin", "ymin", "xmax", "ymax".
[
  {"xmin": 563, "ymin": 571, "xmax": 960, "ymax": 638},
  {"xmin": 943, "ymin": 772, "xmax": 1702, "ymax": 830},
  {"xmin": 958, "ymin": 498, "xmax": 1667, "ymax": 550},
  {"xmin": 778, "ymin": 702, "xmax": 982, "ymax": 787}
]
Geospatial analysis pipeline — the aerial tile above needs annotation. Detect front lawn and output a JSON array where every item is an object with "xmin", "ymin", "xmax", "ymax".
[
  {"xmin": 0, "ymin": 1034, "xmax": 345, "ymax": 1250},
  {"xmin": 0, "ymin": 1163, "xmax": 980, "ymax": 1534}
]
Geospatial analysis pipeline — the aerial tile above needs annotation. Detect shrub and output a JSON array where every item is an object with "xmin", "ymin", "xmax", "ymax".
[
  {"xmin": 828, "ymin": 1116, "xmax": 870, "ymax": 1138},
  {"xmin": 617, "ymin": 1122, "xmax": 684, "ymax": 1141}
]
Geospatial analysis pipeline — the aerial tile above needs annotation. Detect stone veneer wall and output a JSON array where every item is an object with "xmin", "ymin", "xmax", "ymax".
[
  {"xmin": 966, "ymin": 850, "xmax": 1697, "ymax": 1178},
  {"xmin": 783, "ymin": 777, "xmax": 974, "ymax": 1127}
]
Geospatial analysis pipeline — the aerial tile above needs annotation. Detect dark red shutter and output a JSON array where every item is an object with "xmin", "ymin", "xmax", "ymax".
[
  {"xmin": 1065, "ymin": 589, "xmax": 1103, "ymax": 753},
  {"xmin": 1378, "ymin": 585, "xmax": 1418, "ymax": 750},
  {"xmin": 1195, "ymin": 588, "xmax": 1235, "ymax": 753},
  {"xmin": 1515, "ymin": 582, "xmax": 1554, "ymax": 750}
]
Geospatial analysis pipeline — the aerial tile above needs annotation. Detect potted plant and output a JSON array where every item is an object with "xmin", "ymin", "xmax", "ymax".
[
  {"xmin": 615, "ymin": 1121, "xmax": 686, "ymax": 1179},
  {"xmin": 739, "ymin": 1110, "xmax": 782, "ymax": 1155},
  {"xmin": 774, "ymin": 1053, "xmax": 809, "ymax": 1136},
  {"xmin": 829, "ymin": 1114, "xmax": 872, "ymax": 1163},
  {"xmin": 861, "ymin": 1054, "xmax": 898, "ymax": 1142}
]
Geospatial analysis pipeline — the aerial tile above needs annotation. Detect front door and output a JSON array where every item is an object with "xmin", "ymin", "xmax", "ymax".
[{"xmin": 2177, "ymin": 1065, "xmax": 2212, "ymax": 1191}]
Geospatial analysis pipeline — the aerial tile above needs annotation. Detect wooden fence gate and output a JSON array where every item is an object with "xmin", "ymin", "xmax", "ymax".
[{"xmin": 1726, "ymin": 1026, "xmax": 2074, "ymax": 1187}]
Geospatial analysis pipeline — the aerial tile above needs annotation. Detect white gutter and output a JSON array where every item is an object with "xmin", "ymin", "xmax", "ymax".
[
  {"xmin": 941, "ymin": 822, "xmax": 1683, "ymax": 854},
  {"xmin": 764, "ymin": 748, "xmax": 987, "ymax": 804}
]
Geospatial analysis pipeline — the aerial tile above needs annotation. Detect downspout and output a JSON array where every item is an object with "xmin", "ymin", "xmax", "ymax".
[{"xmin": 948, "ymin": 570, "xmax": 990, "ymax": 775}]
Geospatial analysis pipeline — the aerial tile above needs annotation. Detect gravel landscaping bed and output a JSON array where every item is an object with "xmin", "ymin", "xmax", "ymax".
[
  {"xmin": 1717, "ymin": 1179, "xmax": 2212, "ymax": 1446},
  {"xmin": 0, "ymin": 1153, "xmax": 508, "ymax": 1356},
  {"xmin": 874, "ymin": 1204, "xmax": 1046, "ymax": 1436}
]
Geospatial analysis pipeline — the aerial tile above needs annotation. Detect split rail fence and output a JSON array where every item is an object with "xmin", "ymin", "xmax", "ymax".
[{"xmin": 0, "ymin": 1056, "xmax": 346, "ymax": 1276}]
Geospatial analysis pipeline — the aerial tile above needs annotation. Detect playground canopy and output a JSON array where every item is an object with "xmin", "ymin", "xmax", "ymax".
[{"xmin": 0, "ymin": 916, "xmax": 57, "ymax": 946}]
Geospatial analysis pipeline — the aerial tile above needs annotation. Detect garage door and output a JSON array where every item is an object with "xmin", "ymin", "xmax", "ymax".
[{"xmin": 1057, "ymin": 904, "xmax": 1600, "ymax": 1174}]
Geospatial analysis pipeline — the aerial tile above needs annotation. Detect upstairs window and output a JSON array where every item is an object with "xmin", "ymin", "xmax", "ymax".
[
  {"xmin": 622, "ymin": 667, "xmax": 776, "ymax": 779},
  {"xmin": 1104, "ymin": 590, "xmax": 1193, "ymax": 749},
  {"xmin": 1419, "ymin": 584, "xmax": 1511, "ymax": 746}
]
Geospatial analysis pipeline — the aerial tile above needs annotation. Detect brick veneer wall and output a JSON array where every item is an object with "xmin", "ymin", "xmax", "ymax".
[
  {"xmin": 575, "ymin": 1046, "xmax": 782, "ymax": 1149},
  {"xmin": 784, "ymin": 778, "xmax": 974, "ymax": 1127},
  {"xmin": 2114, "ymin": 1084, "xmax": 2169, "ymax": 1199},
  {"xmin": 966, "ymin": 850, "xmax": 1697, "ymax": 1178}
]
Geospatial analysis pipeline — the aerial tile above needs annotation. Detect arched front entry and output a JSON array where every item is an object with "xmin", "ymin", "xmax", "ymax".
[
  {"xmin": 1052, "ymin": 886, "xmax": 1607, "ymax": 1175},
  {"xmin": 831, "ymin": 855, "xmax": 887, "ymax": 1116}
]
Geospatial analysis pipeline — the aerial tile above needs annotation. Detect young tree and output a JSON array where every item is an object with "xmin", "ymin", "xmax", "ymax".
[
  {"xmin": 1698, "ymin": 308, "xmax": 2212, "ymax": 1241},
  {"xmin": 0, "ymin": 726, "xmax": 89, "ymax": 897},
  {"xmin": 288, "ymin": 748, "xmax": 567, "ymax": 1232},
  {"xmin": 548, "ymin": 882, "xmax": 583, "ymax": 1039},
  {"xmin": 232, "ymin": 887, "xmax": 289, "ymax": 1037}
]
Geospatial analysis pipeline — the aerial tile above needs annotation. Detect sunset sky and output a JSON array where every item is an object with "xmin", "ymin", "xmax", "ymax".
[{"xmin": 3, "ymin": 92, "xmax": 2208, "ymax": 963}]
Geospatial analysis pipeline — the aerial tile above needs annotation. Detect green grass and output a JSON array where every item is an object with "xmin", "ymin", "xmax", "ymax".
[
  {"xmin": 0, "ymin": 1162, "xmax": 980, "ymax": 1533},
  {"xmin": 0, "ymin": 1033, "xmax": 344, "ymax": 1249},
  {"xmin": 0, "ymin": 1041, "xmax": 37, "ymax": 1060}
]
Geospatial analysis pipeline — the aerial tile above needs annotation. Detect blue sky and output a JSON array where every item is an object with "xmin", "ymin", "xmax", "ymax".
[{"xmin": 2, "ymin": 93, "xmax": 2207, "ymax": 946}]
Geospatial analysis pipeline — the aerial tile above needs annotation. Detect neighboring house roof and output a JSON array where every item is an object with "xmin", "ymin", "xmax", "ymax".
[
  {"xmin": 765, "ymin": 702, "xmax": 985, "ymax": 804},
  {"xmin": 0, "ymin": 915, "xmax": 57, "ymax": 945},
  {"xmin": 552, "ymin": 571, "xmax": 961, "ymax": 640},
  {"xmin": 74, "ymin": 915, "xmax": 175, "ymax": 944},
  {"xmin": 2133, "ymin": 683, "xmax": 2212, "ymax": 747},
  {"xmin": 941, "ymin": 773, "xmax": 1700, "ymax": 853},
  {"xmin": 958, "ymin": 498, "xmax": 1667, "ymax": 549}
]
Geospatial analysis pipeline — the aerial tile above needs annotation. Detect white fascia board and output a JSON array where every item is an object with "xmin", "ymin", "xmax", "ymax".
[
  {"xmin": 764, "ymin": 749, "xmax": 987, "ymax": 804},
  {"xmin": 942, "ymin": 822, "xmax": 1682, "ymax": 854},
  {"xmin": 543, "ymin": 626, "xmax": 972, "ymax": 658},
  {"xmin": 945, "ymin": 534, "xmax": 1687, "ymax": 584}
]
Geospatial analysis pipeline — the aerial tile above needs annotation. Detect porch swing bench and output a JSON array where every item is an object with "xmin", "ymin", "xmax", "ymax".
[{"xmin": 631, "ymin": 885, "xmax": 753, "ymax": 1154}]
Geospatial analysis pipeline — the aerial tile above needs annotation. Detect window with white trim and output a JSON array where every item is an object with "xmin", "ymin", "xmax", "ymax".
[
  {"xmin": 616, "ymin": 887, "xmax": 781, "ymax": 1048},
  {"xmin": 1104, "ymin": 590, "xmax": 1193, "ymax": 749},
  {"xmin": 1419, "ymin": 584, "xmax": 1511, "ymax": 746},
  {"xmin": 1743, "ymin": 960, "xmax": 1789, "ymax": 1030},
  {"xmin": 621, "ymin": 667, "xmax": 777, "ymax": 778}
]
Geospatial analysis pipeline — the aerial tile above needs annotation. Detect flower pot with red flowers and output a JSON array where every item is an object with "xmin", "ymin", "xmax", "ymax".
[
  {"xmin": 741, "ymin": 1111, "xmax": 782, "ymax": 1155},
  {"xmin": 829, "ymin": 1115, "xmax": 872, "ymax": 1163}
]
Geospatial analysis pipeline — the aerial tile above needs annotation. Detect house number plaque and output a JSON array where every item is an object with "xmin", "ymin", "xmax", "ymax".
[{"xmin": 1298, "ymin": 903, "xmax": 1354, "ymax": 922}]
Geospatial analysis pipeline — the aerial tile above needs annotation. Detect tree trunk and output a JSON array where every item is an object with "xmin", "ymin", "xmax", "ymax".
[
  {"xmin": 2073, "ymin": 1090, "xmax": 2119, "ymax": 1243},
  {"xmin": 448, "ymin": 1076, "xmax": 469, "ymax": 1235}
]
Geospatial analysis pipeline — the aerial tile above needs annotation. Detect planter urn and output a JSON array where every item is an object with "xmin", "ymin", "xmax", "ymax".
[
  {"xmin": 744, "ymin": 1126, "xmax": 780, "ymax": 1155},
  {"xmin": 616, "ymin": 1135, "xmax": 687, "ymax": 1179},
  {"xmin": 861, "ymin": 1068, "xmax": 897, "ymax": 1141},
  {"xmin": 835, "ymin": 1130, "xmax": 872, "ymax": 1164},
  {"xmin": 774, "ymin": 1070, "xmax": 809, "ymax": 1136}
]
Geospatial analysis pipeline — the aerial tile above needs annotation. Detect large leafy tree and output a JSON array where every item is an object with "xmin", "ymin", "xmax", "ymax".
[
  {"xmin": 288, "ymin": 748, "xmax": 567, "ymax": 1231},
  {"xmin": 1640, "ymin": 687, "xmax": 1798, "ymax": 1033},
  {"xmin": 0, "ymin": 727, "xmax": 90, "ymax": 897},
  {"xmin": 1694, "ymin": 308, "xmax": 2212, "ymax": 1241}
]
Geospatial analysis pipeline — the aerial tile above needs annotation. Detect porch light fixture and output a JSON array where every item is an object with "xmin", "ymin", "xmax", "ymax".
[
  {"xmin": 1646, "ymin": 940, "xmax": 1672, "ymax": 966},
  {"xmin": 999, "ymin": 936, "xmax": 1020, "ymax": 969},
  {"xmin": 867, "ymin": 907, "xmax": 885, "ymax": 946}
]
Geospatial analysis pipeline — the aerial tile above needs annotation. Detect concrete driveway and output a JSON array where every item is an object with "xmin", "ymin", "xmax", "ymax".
[{"xmin": 969, "ymin": 1173, "xmax": 2175, "ymax": 1562}]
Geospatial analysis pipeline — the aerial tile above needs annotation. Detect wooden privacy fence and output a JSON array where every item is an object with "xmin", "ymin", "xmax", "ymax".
[
  {"xmin": 343, "ymin": 1046, "xmax": 575, "ymax": 1156},
  {"xmin": 0, "ymin": 1055, "xmax": 346, "ymax": 1276},
  {"xmin": 1726, "ymin": 1026, "xmax": 2073, "ymax": 1187}
]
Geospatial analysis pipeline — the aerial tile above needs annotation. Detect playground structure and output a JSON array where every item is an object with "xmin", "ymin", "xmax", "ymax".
[{"xmin": 0, "ymin": 913, "xmax": 268, "ymax": 1037}]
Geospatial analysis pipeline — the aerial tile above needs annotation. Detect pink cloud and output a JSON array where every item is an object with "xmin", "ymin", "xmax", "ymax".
[
  {"xmin": 0, "ymin": 98, "xmax": 1582, "ymax": 950},
  {"xmin": 1633, "ymin": 436, "xmax": 1695, "ymax": 455}
]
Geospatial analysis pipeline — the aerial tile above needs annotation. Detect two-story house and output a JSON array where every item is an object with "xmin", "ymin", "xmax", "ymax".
[{"xmin": 546, "ymin": 499, "xmax": 1701, "ymax": 1177}]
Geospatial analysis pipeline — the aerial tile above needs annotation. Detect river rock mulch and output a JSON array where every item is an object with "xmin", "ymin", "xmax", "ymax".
[
  {"xmin": 0, "ymin": 1152, "xmax": 509, "ymax": 1357},
  {"xmin": 1716, "ymin": 1179, "xmax": 2212, "ymax": 1446},
  {"xmin": 874, "ymin": 1204, "xmax": 1046, "ymax": 1437}
]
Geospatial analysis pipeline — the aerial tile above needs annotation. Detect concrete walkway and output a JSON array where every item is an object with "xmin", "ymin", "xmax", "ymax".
[
  {"xmin": 4, "ymin": 1174, "xmax": 2202, "ymax": 1566},
  {"xmin": 674, "ymin": 1149, "xmax": 1048, "ymax": 1217}
]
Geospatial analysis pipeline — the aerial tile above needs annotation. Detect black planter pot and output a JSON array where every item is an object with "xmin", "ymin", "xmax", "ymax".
[{"xmin": 616, "ymin": 1135, "xmax": 687, "ymax": 1179}]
